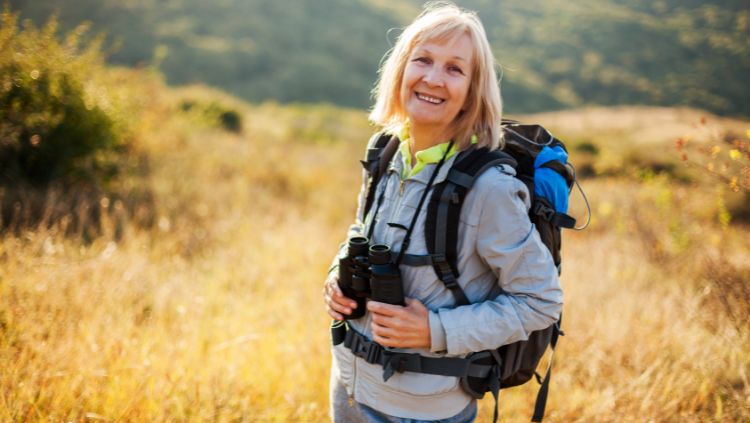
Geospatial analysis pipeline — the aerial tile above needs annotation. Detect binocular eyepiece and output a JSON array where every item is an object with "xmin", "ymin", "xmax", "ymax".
[{"xmin": 337, "ymin": 236, "xmax": 405, "ymax": 320}]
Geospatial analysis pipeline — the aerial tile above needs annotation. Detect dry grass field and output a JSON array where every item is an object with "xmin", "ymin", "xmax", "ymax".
[{"xmin": 1, "ymin": 85, "xmax": 749, "ymax": 421}]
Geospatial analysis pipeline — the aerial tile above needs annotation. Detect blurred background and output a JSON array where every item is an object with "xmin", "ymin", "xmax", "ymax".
[
  {"xmin": 1, "ymin": 1, "xmax": 749, "ymax": 421},
  {"xmin": 7, "ymin": 0, "xmax": 750, "ymax": 115}
]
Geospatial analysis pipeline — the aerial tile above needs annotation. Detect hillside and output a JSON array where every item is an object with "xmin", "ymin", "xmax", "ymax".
[{"xmin": 7, "ymin": 0, "xmax": 750, "ymax": 116}]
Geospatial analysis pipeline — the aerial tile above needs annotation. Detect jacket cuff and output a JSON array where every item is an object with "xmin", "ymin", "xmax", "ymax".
[{"xmin": 428, "ymin": 311, "xmax": 447, "ymax": 353}]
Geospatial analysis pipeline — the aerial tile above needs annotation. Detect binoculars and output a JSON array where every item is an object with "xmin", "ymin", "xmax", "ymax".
[{"xmin": 337, "ymin": 236, "xmax": 405, "ymax": 319}]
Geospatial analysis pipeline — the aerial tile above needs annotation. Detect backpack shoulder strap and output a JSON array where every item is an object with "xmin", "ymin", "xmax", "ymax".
[
  {"xmin": 425, "ymin": 148, "xmax": 517, "ymax": 306},
  {"xmin": 361, "ymin": 132, "xmax": 399, "ymax": 219}
]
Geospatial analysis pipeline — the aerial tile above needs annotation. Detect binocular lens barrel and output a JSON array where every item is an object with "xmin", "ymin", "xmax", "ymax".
[
  {"xmin": 348, "ymin": 236, "xmax": 369, "ymax": 257},
  {"xmin": 368, "ymin": 244, "xmax": 391, "ymax": 265},
  {"xmin": 337, "ymin": 236, "xmax": 371, "ymax": 320},
  {"xmin": 368, "ymin": 244, "xmax": 404, "ymax": 306}
]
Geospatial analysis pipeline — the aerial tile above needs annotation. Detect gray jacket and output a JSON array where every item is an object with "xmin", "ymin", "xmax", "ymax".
[{"xmin": 330, "ymin": 142, "xmax": 563, "ymax": 420}]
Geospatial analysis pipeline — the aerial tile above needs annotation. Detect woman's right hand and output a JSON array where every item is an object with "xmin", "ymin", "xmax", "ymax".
[{"xmin": 323, "ymin": 273, "xmax": 358, "ymax": 321}]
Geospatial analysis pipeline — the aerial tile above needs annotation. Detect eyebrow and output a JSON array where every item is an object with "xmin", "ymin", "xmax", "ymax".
[{"xmin": 414, "ymin": 47, "xmax": 469, "ymax": 63}]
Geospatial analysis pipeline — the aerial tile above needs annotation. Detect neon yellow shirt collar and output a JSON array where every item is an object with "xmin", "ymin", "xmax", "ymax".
[{"xmin": 399, "ymin": 134, "xmax": 478, "ymax": 179}]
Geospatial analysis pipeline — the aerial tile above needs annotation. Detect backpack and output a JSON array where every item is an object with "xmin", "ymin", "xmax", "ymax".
[{"xmin": 356, "ymin": 119, "xmax": 588, "ymax": 422}]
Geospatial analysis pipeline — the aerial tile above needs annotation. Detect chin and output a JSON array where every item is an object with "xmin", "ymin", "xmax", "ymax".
[
  {"xmin": 410, "ymin": 113, "xmax": 453, "ymax": 127},
  {"xmin": 407, "ymin": 109, "xmax": 445, "ymax": 125}
]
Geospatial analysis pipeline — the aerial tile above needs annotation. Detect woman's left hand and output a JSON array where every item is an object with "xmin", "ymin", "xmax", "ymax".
[{"xmin": 368, "ymin": 298, "xmax": 431, "ymax": 349}]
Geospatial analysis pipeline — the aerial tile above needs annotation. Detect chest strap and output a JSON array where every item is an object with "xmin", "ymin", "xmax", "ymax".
[
  {"xmin": 331, "ymin": 321, "xmax": 492, "ymax": 382},
  {"xmin": 387, "ymin": 250, "xmax": 470, "ymax": 305}
]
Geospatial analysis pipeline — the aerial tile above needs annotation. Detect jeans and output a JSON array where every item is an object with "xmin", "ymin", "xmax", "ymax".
[{"xmin": 329, "ymin": 375, "xmax": 477, "ymax": 423}]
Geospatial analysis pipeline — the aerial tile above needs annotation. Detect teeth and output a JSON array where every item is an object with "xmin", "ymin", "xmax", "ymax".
[{"xmin": 416, "ymin": 93, "xmax": 444, "ymax": 104}]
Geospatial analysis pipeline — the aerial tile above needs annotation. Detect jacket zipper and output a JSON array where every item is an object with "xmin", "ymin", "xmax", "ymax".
[{"xmin": 390, "ymin": 174, "xmax": 407, "ymax": 226}]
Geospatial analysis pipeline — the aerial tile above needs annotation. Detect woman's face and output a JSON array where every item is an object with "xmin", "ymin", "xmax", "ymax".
[{"xmin": 400, "ymin": 33, "xmax": 474, "ymax": 139}]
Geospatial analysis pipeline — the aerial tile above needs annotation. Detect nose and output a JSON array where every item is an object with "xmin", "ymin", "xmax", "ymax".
[{"xmin": 422, "ymin": 67, "xmax": 444, "ymax": 87}]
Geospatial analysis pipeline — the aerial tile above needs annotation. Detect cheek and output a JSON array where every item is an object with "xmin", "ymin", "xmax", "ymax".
[
  {"xmin": 401, "ymin": 66, "xmax": 418, "ymax": 91},
  {"xmin": 460, "ymin": 79, "xmax": 472, "ymax": 98},
  {"xmin": 401, "ymin": 74, "xmax": 422, "ymax": 110},
  {"xmin": 399, "ymin": 85, "xmax": 410, "ymax": 111},
  {"xmin": 454, "ymin": 81, "xmax": 472, "ymax": 108},
  {"xmin": 399, "ymin": 72, "xmax": 412, "ymax": 101}
]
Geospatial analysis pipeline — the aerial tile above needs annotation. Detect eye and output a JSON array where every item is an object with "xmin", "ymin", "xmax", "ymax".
[
  {"xmin": 413, "ymin": 56, "xmax": 431, "ymax": 64},
  {"xmin": 448, "ymin": 65, "xmax": 465, "ymax": 75}
]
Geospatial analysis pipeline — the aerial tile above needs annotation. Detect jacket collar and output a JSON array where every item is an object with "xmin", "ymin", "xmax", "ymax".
[{"xmin": 388, "ymin": 147, "xmax": 461, "ymax": 186}]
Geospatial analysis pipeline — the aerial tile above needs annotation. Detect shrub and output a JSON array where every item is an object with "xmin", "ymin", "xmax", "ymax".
[
  {"xmin": 675, "ymin": 120, "xmax": 750, "ymax": 223},
  {"xmin": 574, "ymin": 141, "xmax": 599, "ymax": 155},
  {"xmin": 700, "ymin": 258, "xmax": 750, "ymax": 333},
  {"xmin": 675, "ymin": 124, "xmax": 750, "ymax": 194},
  {"xmin": 179, "ymin": 99, "xmax": 242, "ymax": 133},
  {"xmin": 0, "ymin": 10, "xmax": 125, "ymax": 186}
]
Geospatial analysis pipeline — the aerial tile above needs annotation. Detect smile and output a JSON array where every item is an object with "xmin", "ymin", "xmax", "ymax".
[{"xmin": 416, "ymin": 92, "xmax": 445, "ymax": 105}]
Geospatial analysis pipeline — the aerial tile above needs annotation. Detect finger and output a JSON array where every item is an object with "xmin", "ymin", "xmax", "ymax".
[
  {"xmin": 331, "ymin": 286, "xmax": 358, "ymax": 309},
  {"xmin": 324, "ymin": 285, "xmax": 353, "ymax": 314},
  {"xmin": 371, "ymin": 320, "xmax": 399, "ymax": 339},
  {"xmin": 370, "ymin": 312, "xmax": 397, "ymax": 328},
  {"xmin": 372, "ymin": 332, "xmax": 397, "ymax": 348},
  {"xmin": 327, "ymin": 307, "xmax": 344, "ymax": 321},
  {"xmin": 404, "ymin": 297, "xmax": 425, "ymax": 310},
  {"xmin": 327, "ymin": 295, "xmax": 354, "ymax": 316},
  {"xmin": 367, "ymin": 301, "xmax": 401, "ymax": 317},
  {"xmin": 323, "ymin": 287, "xmax": 332, "ymax": 306}
]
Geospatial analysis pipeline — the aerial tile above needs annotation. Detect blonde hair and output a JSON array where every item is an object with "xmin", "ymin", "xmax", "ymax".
[{"xmin": 369, "ymin": 2, "xmax": 503, "ymax": 150}]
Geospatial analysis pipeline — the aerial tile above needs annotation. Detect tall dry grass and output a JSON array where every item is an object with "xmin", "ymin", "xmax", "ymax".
[{"xmin": 1, "ymin": 99, "xmax": 749, "ymax": 422}]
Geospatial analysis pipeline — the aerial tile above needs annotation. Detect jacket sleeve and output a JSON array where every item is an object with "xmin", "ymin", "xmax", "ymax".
[{"xmin": 429, "ymin": 168, "xmax": 563, "ymax": 356}]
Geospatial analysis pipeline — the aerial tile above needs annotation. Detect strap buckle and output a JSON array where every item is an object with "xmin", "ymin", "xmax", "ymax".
[
  {"xmin": 349, "ymin": 336, "xmax": 382, "ymax": 365},
  {"xmin": 382, "ymin": 352, "xmax": 422, "ymax": 382},
  {"xmin": 366, "ymin": 342, "xmax": 382, "ymax": 364}
]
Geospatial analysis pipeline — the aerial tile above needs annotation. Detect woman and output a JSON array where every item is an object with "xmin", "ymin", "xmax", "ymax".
[{"xmin": 323, "ymin": 3, "xmax": 562, "ymax": 422}]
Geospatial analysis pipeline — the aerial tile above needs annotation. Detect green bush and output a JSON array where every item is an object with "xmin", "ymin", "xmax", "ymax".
[
  {"xmin": 218, "ymin": 109, "xmax": 241, "ymax": 133},
  {"xmin": 0, "ymin": 10, "xmax": 125, "ymax": 186},
  {"xmin": 179, "ymin": 99, "xmax": 242, "ymax": 133},
  {"xmin": 574, "ymin": 141, "xmax": 600, "ymax": 155}
]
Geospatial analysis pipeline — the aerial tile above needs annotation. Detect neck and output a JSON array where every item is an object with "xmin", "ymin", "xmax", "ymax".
[{"xmin": 409, "ymin": 125, "xmax": 450, "ymax": 155}]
